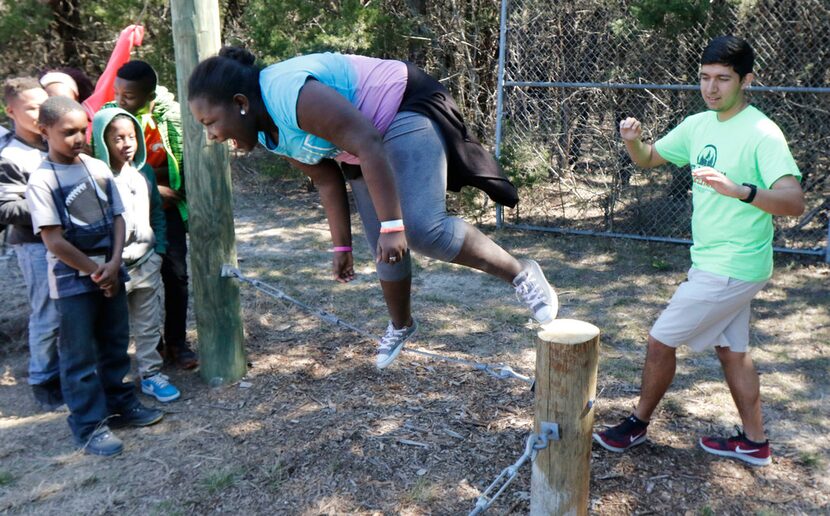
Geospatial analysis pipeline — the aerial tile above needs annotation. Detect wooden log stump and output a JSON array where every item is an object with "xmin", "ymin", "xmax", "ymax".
[
  {"xmin": 530, "ymin": 319, "xmax": 600, "ymax": 516},
  {"xmin": 170, "ymin": 0, "xmax": 246, "ymax": 385}
]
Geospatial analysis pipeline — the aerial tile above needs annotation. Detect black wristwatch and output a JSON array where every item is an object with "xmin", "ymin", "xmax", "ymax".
[{"xmin": 740, "ymin": 183, "xmax": 757, "ymax": 203}]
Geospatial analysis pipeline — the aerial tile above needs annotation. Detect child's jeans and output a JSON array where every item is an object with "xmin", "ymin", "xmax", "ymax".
[
  {"xmin": 14, "ymin": 242, "xmax": 60, "ymax": 385},
  {"xmin": 56, "ymin": 286, "xmax": 139, "ymax": 444}
]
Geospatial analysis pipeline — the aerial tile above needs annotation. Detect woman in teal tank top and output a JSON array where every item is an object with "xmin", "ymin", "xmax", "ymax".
[{"xmin": 187, "ymin": 46, "xmax": 559, "ymax": 370}]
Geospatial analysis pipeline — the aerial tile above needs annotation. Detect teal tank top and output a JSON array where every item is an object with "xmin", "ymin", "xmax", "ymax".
[{"xmin": 257, "ymin": 53, "xmax": 358, "ymax": 164}]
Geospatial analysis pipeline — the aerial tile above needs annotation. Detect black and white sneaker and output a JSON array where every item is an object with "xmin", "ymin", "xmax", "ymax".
[
  {"xmin": 593, "ymin": 414, "xmax": 649, "ymax": 453},
  {"xmin": 109, "ymin": 404, "xmax": 164, "ymax": 429},
  {"xmin": 376, "ymin": 319, "xmax": 418, "ymax": 369},
  {"xmin": 32, "ymin": 377, "xmax": 64, "ymax": 412}
]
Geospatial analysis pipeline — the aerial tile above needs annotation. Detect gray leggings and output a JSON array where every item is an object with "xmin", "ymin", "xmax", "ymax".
[{"xmin": 349, "ymin": 111, "xmax": 467, "ymax": 281}]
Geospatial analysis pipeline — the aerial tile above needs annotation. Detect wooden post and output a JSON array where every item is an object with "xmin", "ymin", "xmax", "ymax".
[
  {"xmin": 531, "ymin": 319, "xmax": 600, "ymax": 516},
  {"xmin": 170, "ymin": 0, "xmax": 246, "ymax": 384}
]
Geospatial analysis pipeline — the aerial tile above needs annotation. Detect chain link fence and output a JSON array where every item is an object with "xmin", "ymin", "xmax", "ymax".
[{"xmin": 494, "ymin": 0, "xmax": 830, "ymax": 260}]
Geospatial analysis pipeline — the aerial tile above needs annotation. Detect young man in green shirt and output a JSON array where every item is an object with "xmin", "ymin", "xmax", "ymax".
[{"xmin": 593, "ymin": 36, "xmax": 805, "ymax": 467}]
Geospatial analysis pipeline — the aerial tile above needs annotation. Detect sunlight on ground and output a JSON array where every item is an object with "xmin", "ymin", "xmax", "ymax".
[
  {"xmin": 285, "ymin": 401, "xmax": 334, "ymax": 422},
  {"xmin": 0, "ymin": 367, "xmax": 18, "ymax": 387},
  {"xmin": 257, "ymin": 313, "xmax": 275, "ymax": 328},
  {"xmin": 435, "ymin": 318, "xmax": 490, "ymax": 336},
  {"xmin": 520, "ymin": 347, "xmax": 537, "ymax": 367},
  {"xmin": 575, "ymin": 252, "xmax": 618, "ymax": 271},
  {"xmin": 0, "ymin": 411, "xmax": 63, "ymax": 429},
  {"xmin": 14, "ymin": 482, "xmax": 64, "ymax": 506},
  {"xmin": 308, "ymin": 495, "xmax": 361, "ymax": 514},
  {"xmin": 226, "ymin": 420, "xmax": 264, "ymax": 437},
  {"xmin": 235, "ymin": 221, "xmax": 329, "ymax": 249},
  {"xmin": 368, "ymin": 417, "xmax": 403, "ymax": 437},
  {"xmin": 761, "ymin": 371, "xmax": 811, "ymax": 401}
]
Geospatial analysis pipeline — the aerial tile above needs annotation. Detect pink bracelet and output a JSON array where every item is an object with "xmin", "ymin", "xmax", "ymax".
[
  {"xmin": 379, "ymin": 226, "xmax": 405, "ymax": 234},
  {"xmin": 332, "ymin": 246, "xmax": 352, "ymax": 252}
]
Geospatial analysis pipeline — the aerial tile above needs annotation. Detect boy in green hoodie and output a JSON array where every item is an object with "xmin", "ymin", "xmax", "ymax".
[
  {"xmin": 104, "ymin": 60, "xmax": 197, "ymax": 370},
  {"xmin": 92, "ymin": 107, "xmax": 181, "ymax": 402}
]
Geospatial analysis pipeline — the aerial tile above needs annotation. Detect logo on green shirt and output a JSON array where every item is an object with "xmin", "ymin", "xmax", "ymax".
[
  {"xmin": 696, "ymin": 144, "xmax": 717, "ymax": 168},
  {"xmin": 693, "ymin": 144, "xmax": 719, "ymax": 190}
]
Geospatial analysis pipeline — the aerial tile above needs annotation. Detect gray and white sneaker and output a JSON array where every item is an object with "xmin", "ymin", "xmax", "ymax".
[
  {"xmin": 513, "ymin": 259, "xmax": 558, "ymax": 324},
  {"xmin": 376, "ymin": 319, "xmax": 418, "ymax": 369},
  {"xmin": 81, "ymin": 425, "xmax": 124, "ymax": 457}
]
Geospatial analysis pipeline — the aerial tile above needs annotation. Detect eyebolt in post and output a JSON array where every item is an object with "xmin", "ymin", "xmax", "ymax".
[{"xmin": 220, "ymin": 263, "xmax": 240, "ymax": 278}]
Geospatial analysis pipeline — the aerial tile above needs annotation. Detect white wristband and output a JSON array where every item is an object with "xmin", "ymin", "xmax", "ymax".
[{"xmin": 380, "ymin": 219, "xmax": 404, "ymax": 229}]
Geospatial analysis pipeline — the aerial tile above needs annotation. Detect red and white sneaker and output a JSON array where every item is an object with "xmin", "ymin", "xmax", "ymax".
[
  {"xmin": 699, "ymin": 427, "xmax": 771, "ymax": 467},
  {"xmin": 593, "ymin": 415, "xmax": 648, "ymax": 453}
]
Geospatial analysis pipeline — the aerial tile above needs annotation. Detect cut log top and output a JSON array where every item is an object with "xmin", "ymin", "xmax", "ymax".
[{"xmin": 537, "ymin": 319, "xmax": 600, "ymax": 345}]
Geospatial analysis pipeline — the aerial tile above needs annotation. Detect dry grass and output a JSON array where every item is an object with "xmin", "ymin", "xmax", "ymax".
[{"xmin": 0, "ymin": 154, "xmax": 828, "ymax": 515}]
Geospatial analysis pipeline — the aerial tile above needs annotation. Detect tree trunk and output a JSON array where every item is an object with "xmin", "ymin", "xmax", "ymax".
[
  {"xmin": 48, "ymin": 0, "xmax": 83, "ymax": 68},
  {"xmin": 170, "ymin": 0, "xmax": 247, "ymax": 386}
]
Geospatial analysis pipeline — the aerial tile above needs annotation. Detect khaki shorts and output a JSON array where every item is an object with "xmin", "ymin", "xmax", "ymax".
[{"xmin": 650, "ymin": 268, "xmax": 768, "ymax": 352}]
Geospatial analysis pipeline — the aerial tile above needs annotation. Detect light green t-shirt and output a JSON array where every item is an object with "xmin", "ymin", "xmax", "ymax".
[{"xmin": 654, "ymin": 106, "xmax": 801, "ymax": 282}]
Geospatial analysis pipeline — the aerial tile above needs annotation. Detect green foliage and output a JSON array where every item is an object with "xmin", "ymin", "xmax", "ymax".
[
  {"xmin": 447, "ymin": 189, "xmax": 489, "ymax": 224},
  {"xmin": 0, "ymin": 470, "xmax": 14, "ymax": 486},
  {"xmin": 798, "ymin": 451, "xmax": 825, "ymax": 470},
  {"xmin": 255, "ymin": 156, "xmax": 304, "ymax": 182},
  {"xmin": 199, "ymin": 467, "xmax": 241, "ymax": 494},
  {"xmin": 629, "ymin": 0, "xmax": 712, "ymax": 34},
  {"xmin": 150, "ymin": 500, "xmax": 184, "ymax": 516},
  {"xmin": 261, "ymin": 459, "xmax": 288, "ymax": 491},
  {"xmin": 650, "ymin": 256, "xmax": 671, "ymax": 270},
  {"xmin": 406, "ymin": 476, "xmax": 440, "ymax": 504},
  {"xmin": 0, "ymin": 0, "xmax": 51, "ymax": 77},
  {"xmin": 498, "ymin": 136, "xmax": 551, "ymax": 191},
  {"xmin": 241, "ymin": 0, "xmax": 410, "ymax": 62},
  {"xmin": 84, "ymin": 0, "xmax": 177, "ymax": 91},
  {"xmin": 0, "ymin": 1, "xmax": 50, "ymax": 43},
  {"xmin": 0, "ymin": 0, "xmax": 176, "ymax": 97},
  {"xmin": 627, "ymin": 0, "xmax": 736, "ymax": 37}
]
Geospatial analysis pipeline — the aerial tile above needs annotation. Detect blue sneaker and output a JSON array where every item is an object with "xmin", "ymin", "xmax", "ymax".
[{"xmin": 141, "ymin": 373, "xmax": 181, "ymax": 402}]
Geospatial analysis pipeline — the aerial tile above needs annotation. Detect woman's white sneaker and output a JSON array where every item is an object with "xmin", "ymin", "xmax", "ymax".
[{"xmin": 513, "ymin": 259, "xmax": 558, "ymax": 324}]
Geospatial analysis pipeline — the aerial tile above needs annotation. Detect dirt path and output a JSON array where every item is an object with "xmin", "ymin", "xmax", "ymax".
[{"xmin": 1, "ymin": 158, "xmax": 828, "ymax": 515}]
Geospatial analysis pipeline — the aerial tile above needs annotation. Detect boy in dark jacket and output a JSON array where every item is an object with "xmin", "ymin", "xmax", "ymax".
[{"xmin": 105, "ymin": 60, "xmax": 196, "ymax": 369}]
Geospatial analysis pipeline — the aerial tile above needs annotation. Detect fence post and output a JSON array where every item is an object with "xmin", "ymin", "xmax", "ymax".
[
  {"xmin": 493, "ymin": 0, "xmax": 509, "ymax": 229},
  {"xmin": 531, "ymin": 319, "xmax": 600, "ymax": 516},
  {"xmin": 169, "ymin": 0, "xmax": 247, "ymax": 385}
]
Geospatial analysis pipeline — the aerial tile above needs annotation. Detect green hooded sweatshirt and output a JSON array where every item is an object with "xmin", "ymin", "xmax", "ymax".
[
  {"xmin": 100, "ymin": 85, "xmax": 187, "ymax": 224},
  {"xmin": 92, "ymin": 107, "xmax": 167, "ymax": 258}
]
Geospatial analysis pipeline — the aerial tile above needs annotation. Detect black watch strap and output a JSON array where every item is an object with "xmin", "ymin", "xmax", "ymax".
[{"xmin": 740, "ymin": 183, "xmax": 757, "ymax": 203}]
